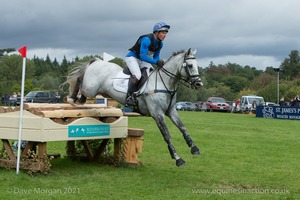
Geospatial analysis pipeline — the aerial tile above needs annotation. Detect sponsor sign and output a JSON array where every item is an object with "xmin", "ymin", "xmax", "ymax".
[
  {"xmin": 256, "ymin": 106, "xmax": 300, "ymax": 120},
  {"xmin": 68, "ymin": 124, "xmax": 110, "ymax": 137}
]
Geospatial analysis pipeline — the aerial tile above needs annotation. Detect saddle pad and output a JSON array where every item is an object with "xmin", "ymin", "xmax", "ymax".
[{"xmin": 113, "ymin": 71, "xmax": 130, "ymax": 93}]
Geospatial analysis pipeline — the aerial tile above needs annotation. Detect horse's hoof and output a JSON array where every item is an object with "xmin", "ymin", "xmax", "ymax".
[
  {"xmin": 67, "ymin": 97, "xmax": 76, "ymax": 106},
  {"xmin": 77, "ymin": 99, "xmax": 86, "ymax": 105},
  {"xmin": 176, "ymin": 158, "xmax": 186, "ymax": 167},
  {"xmin": 191, "ymin": 146, "xmax": 200, "ymax": 155}
]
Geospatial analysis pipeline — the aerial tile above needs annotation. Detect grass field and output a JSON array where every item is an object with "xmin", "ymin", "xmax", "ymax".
[{"xmin": 0, "ymin": 111, "xmax": 299, "ymax": 200}]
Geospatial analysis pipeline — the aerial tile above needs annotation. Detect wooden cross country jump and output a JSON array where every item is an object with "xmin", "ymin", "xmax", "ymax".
[{"xmin": 0, "ymin": 103, "xmax": 144, "ymax": 173}]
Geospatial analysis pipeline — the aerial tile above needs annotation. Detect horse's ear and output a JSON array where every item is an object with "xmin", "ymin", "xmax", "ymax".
[
  {"xmin": 187, "ymin": 48, "xmax": 197, "ymax": 56},
  {"xmin": 192, "ymin": 49, "xmax": 197, "ymax": 55},
  {"xmin": 187, "ymin": 48, "xmax": 192, "ymax": 54}
]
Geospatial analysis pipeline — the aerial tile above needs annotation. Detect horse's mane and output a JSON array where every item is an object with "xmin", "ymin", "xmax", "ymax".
[
  {"xmin": 172, "ymin": 50, "xmax": 185, "ymax": 56},
  {"xmin": 166, "ymin": 50, "xmax": 185, "ymax": 62}
]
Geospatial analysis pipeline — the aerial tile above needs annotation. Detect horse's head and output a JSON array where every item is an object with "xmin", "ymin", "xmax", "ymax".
[{"xmin": 180, "ymin": 48, "xmax": 203, "ymax": 89}]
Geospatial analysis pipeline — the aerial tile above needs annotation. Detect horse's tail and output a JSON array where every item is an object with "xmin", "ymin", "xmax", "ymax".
[{"xmin": 60, "ymin": 58, "xmax": 99, "ymax": 99}]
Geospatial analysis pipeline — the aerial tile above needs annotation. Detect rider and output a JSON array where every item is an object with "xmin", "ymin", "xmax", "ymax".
[{"xmin": 124, "ymin": 21, "xmax": 170, "ymax": 106}]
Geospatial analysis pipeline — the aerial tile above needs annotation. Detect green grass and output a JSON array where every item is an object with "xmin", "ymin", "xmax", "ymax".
[{"xmin": 0, "ymin": 112, "xmax": 299, "ymax": 200}]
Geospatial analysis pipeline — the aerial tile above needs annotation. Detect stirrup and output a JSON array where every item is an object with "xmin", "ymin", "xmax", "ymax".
[{"xmin": 125, "ymin": 96, "xmax": 137, "ymax": 107}]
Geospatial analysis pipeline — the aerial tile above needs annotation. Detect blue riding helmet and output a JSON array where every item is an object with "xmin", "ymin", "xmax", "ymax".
[{"xmin": 153, "ymin": 22, "xmax": 170, "ymax": 33}]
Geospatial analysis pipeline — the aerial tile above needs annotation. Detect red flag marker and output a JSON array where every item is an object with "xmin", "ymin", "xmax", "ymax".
[{"xmin": 18, "ymin": 46, "xmax": 27, "ymax": 58}]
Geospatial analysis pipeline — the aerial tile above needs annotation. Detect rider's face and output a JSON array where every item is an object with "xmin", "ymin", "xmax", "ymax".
[{"xmin": 155, "ymin": 31, "xmax": 168, "ymax": 41}]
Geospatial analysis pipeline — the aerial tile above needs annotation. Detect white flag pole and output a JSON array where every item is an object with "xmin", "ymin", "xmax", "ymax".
[{"xmin": 16, "ymin": 47, "xmax": 27, "ymax": 174}]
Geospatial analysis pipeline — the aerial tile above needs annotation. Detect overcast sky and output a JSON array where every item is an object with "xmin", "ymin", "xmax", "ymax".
[{"xmin": 1, "ymin": 0, "xmax": 300, "ymax": 70}]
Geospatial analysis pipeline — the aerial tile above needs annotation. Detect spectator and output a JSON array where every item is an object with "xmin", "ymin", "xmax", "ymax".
[
  {"xmin": 235, "ymin": 98, "xmax": 240, "ymax": 112},
  {"xmin": 9, "ymin": 92, "xmax": 17, "ymax": 106},
  {"xmin": 279, "ymin": 97, "xmax": 285, "ymax": 106},
  {"xmin": 290, "ymin": 98, "xmax": 295, "ymax": 106},
  {"xmin": 4, "ymin": 93, "xmax": 10, "ymax": 106},
  {"xmin": 294, "ymin": 95, "xmax": 300, "ymax": 107}
]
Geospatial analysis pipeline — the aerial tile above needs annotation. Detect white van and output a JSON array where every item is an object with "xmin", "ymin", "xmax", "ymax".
[{"xmin": 240, "ymin": 95, "xmax": 265, "ymax": 112}]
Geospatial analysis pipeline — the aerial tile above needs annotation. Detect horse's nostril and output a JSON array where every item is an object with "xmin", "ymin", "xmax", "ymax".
[{"xmin": 194, "ymin": 81, "xmax": 203, "ymax": 87}]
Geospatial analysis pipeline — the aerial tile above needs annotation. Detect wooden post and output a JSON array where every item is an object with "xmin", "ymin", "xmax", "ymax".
[
  {"xmin": 101, "ymin": 117, "xmax": 124, "ymax": 161},
  {"xmin": 2, "ymin": 139, "xmax": 16, "ymax": 161},
  {"xmin": 81, "ymin": 140, "xmax": 94, "ymax": 161},
  {"xmin": 21, "ymin": 142, "xmax": 34, "ymax": 158},
  {"xmin": 38, "ymin": 142, "xmax": 47, "ymax": 159},
  {"xmin": 66, "ymin": 141, "xmax": 75, "ymax": 157},
  {"xmin": 114, "ymin": 138, "xmax": 122, "ymax": 161},
  {"xmin": 123, "ymin": 128, "xmax": 144, "ymax": 165},
  {"xmin": 93, "ymin": 139, "xmax": 109, "ymax": 161}
]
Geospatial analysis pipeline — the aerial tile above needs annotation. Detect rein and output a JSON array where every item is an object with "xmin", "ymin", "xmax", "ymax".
[
  {"xmin": 147, "ymin": 52, "xmax": 199, "ymax": 110},
  {"xmin": 160, "ymin": 54, "xmax": 199, "ymax": 88}
]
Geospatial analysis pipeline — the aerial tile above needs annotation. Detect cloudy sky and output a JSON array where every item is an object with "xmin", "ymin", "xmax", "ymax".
[{"xmin": 1, "ymin": 0, "xmax": 300, "ymax": 70}]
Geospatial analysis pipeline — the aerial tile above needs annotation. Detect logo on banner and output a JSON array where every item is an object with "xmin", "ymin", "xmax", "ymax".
[{"xmin": 68, "ymin": 124, "xmax": 110, "ymax": 137}]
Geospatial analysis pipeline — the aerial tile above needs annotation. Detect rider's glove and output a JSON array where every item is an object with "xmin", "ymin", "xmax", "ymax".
[{"xmin": 156, "ymin": 59, "xmax": 164, "ymax": 68}]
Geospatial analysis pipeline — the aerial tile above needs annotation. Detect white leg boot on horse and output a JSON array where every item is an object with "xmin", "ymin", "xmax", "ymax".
[{"xmin": 125, "ymin": 75, "xmax": 139, "ymax": 107}]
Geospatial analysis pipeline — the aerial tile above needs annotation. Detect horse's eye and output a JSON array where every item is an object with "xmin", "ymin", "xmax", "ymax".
[{"xmin": 188, "ymin": 64, "xmax": 193, "ymax": 68}]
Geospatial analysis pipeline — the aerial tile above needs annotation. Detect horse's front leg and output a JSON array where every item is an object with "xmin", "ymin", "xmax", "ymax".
[
  {"xmin": 152, "ymin": 114, "xmax": 186, "ymax": 167},
  {"xmin": 166, "ymin": 108, "xmax": 200, "ymax": 155}
]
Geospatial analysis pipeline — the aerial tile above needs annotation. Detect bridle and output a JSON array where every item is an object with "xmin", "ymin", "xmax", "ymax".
[
  {"xmin": 159, "ymin": 52, "xmax": 200, "ymax": 88},
  {"xmin": 144, "ymin": 51, "xmax": 201, "ymax": 110},
  {"xmin": 180, "ymin": 53, "xmax": 200, "ymax": 85}
]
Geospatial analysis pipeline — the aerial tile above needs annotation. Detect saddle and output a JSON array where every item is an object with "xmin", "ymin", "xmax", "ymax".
[
  {"xmin": 123, "ymin": 66, "xmax": 149, "ymax": 89},
  {"xmin": 113, "ymin": 66, "xmax": 152, "ymax": 95}
]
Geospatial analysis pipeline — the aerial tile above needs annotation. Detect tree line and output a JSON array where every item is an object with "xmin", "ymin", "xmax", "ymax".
[
  {"xmin": 182, "ymin": 50, "xmax": 300, "ymax": 103},
  {"xmin": 1, "ymin": 48, "xmax": 300, "ymax": 105}
]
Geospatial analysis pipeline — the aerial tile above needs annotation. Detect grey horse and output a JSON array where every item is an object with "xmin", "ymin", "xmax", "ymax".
[{"xmin": 63, "ymin": 48, "xmax": 203, "ymax": 166}]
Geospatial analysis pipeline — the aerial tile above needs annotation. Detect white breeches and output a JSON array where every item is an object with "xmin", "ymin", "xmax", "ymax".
[{"xmin": 124, "ymin": 56, "xmax": 153, "ymax": 80}]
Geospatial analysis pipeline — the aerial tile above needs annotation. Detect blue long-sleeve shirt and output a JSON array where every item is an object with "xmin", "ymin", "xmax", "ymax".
[{"xmin": 126, "ymin": 36, "xmax": 163, "ymax": 64}]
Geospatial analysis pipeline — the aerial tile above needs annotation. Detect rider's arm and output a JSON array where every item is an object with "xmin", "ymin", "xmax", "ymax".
[
  {"xmin": 153, "ymin": 42, "xmax": 163, "ymax": 61},
  {"xmin": 139, "ymin": 37, "xmax": 160, "ymax": 64}
]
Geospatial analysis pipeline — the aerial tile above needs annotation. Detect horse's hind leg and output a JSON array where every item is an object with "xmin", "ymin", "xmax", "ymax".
[
  {"xmin": 167, "ymin": 109, "xmax": 200, "ymax": 155},
  {"xmin": 68, "ymin": 77, "xmax": 87, "ymax": 104},
  {"xmin": 77, "ymin": 94, "xmax": 87, "ymax": 104},
  {"xmin": 68, "ymin": 77, "xmax": 81, "ymax": 104},
  {"xmin": 152, "ymin": 114, "xmax": 186, "ymax": 167}
]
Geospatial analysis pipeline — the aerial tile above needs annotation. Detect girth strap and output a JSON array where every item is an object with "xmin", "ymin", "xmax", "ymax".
[{"xmin": 146, "ymin": 89, "xmax": 176, "ymax": 95}]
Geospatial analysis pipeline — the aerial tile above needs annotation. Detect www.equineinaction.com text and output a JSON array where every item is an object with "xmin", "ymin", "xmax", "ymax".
[{"xmin": 192, "ymin": 187, "xmax": 290, "ymax": 195}]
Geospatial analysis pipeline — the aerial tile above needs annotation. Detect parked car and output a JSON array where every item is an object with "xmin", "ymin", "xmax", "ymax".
[
  {"xmin": 204, "ymin": 97, "xmax": 230, "ymax": 112},
  {"xmin": 265, "ymin": 102, "xmax": 278, "ymax": 106},
  {"xmin": 193, "ymin": 101, "xmax": 203, "ymax": 111},
  {"xmin": 240, "ymin": 95, "xmax": 265, "ymax": 113},
  {"xmin": 175, "ymin": 101, "xmax": 195, "ymax": 111},
  {"xmin": 24, "ymin": 91, "xmax": 60, "ymax": 103}
]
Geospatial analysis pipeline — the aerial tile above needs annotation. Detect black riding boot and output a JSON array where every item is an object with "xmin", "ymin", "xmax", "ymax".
[{"xmin": 125, "ymin": 76, "xmax": 138, "ymax": 106}]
